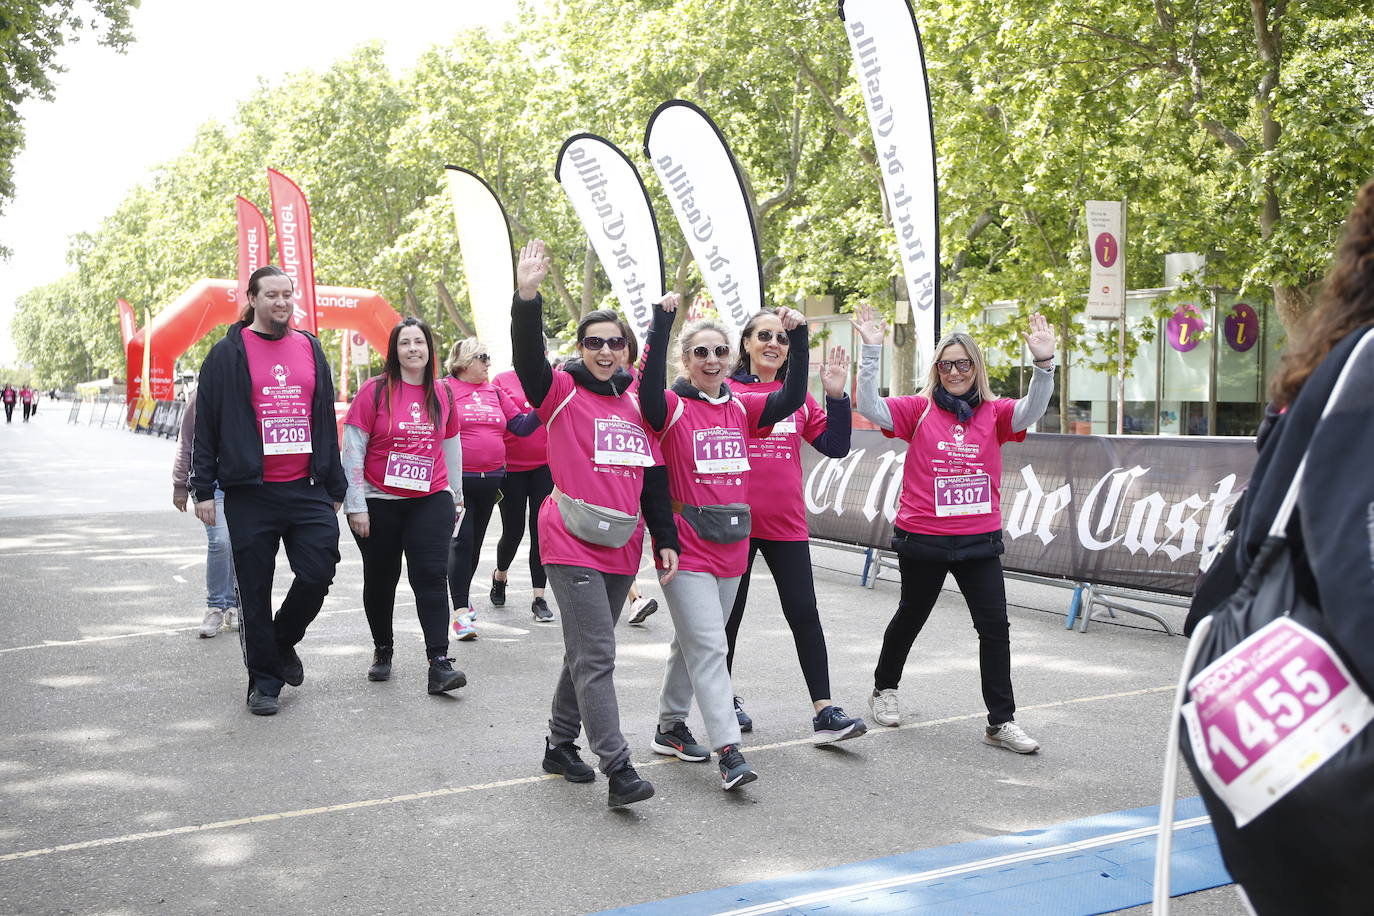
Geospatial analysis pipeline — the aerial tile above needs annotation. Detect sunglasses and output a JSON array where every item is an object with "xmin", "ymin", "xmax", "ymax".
[
  {"xmin": 750, "ymin": 329, "xmax": 791, "ymax": 345},
  {"xmin": 936, "ymin": 358, "xmax": 974, "ymax": 374},
  {"xmin": 475, "ymin": 354, "xmax": 491, "ymax": 364},
  {"xmin": 581, "ymin": 335, "xmax": 628, "ymax": 352},
  {"xmin": 691, "ymin": 345, "xmax": 731, "ymax": 360}
]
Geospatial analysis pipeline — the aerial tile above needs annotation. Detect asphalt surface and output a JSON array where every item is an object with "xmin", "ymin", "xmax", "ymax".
[{"xmin": 0, "ymin": 414, "xmax": 1243, "ymax": 914}]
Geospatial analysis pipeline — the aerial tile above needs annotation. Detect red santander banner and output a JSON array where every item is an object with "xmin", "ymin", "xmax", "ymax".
[
  {"xmin": 235, "ymin": 195, "xmax": 273, "ymax": 312},
  {"xmin": 266, "ymin": 169, "xmax": 318, "ymax": 334},
  {"xmin": 117, "ymin": 298, "xmax": 137, "ymax": 348}
]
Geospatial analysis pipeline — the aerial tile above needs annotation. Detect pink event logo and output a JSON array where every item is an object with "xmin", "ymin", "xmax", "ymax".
[
  {"xmin": 1094, "ymin": 232, "xmax": 1118, "ymax": 268},
  {"xmin": 1224, "ymin": 303, "xmax": 1258, "ymax": 352},
  {"xmin": 1167, "ymin": 304, "xmax": 1206, "ymax": 352}
]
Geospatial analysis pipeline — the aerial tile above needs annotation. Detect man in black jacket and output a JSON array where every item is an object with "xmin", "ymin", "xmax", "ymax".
[{"xmin": 191, "ymin": 266, "xmax": 346, "ymax": 715}]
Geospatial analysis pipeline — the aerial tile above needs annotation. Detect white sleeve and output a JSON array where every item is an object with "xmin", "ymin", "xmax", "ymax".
[
  {"xmin": 1011, "ymin": 365, "xmax": 1055, "ymax": 433},
  {"xmin": 342, "ymin": 425, "xmax": 370, "ymax": 514},
  {"xmin": 856, "ymin": 343, "xmax": 894, "ymax": 431},
  {"xmin": 441, "ymin": 434, "xmax": 463, "ymax": 501}
]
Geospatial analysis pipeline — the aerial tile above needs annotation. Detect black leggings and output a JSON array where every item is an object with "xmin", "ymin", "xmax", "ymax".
[
  {"xmin": 353, "ymin": 490, "xmax": 453, "ymax": 657},
  {"xmin": 495, "ymin": 464, "xmax": 552, "ymax": 589},
  {"xmin": 725, "ymin": 538, "xmax": 832, "ymax": 703},
  {"xmin": 874, "ymin": 552, "xmax": 1016, "ymax": 725},
  {"xmin": 448, "ymin": 473, "xmax": 503, "ymax": 610}
]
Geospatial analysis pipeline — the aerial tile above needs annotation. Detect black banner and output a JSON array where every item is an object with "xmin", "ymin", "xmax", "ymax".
[{"xmin": 802, "ymin": 430, "xmax": 1256, "ymax": 596}]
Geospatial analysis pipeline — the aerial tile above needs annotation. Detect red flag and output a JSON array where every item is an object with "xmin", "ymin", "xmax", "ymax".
[
  {"xmin": 235, "ymin": 196, "xmax": 273, "ymax": 313},
  {"xmin": 117, "ymin": 298, "xmax": 137, "ymax": 348},
  {"xmin": 266, "ymin": 169, "xmax": 318, "ymax": 334}
]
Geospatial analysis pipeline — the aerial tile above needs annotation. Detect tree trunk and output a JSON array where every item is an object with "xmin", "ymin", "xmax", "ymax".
[
  {"xmin": 581, "ymin": 246, "xmax": 597, "ymax": 317},
  {"xmin": 433, "ymin": 280, "xmax": 476, "ymax": 338},
  {"xmin": 1272, "ymin": 282, "xmax": 1311, "ymax": 344}
]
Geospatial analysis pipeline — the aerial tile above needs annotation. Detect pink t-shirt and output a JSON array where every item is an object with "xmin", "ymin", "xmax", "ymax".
[
  {"xmin": 20, "ymin": 389, "xmax": 33, "ymax": 404},
  {"xmin": 492, "ymin": 369, "xmax": 548, "ymax": 472},
  {"xmin": 733, "ymin": 379, "xmax": 829, "ymax": 541},
  {"xmin": 443, "ymin": 377, "xmax": 520, "ymax": 473},
  {"xmin": 884, "ymin": 395, "xmax": 1025, "ymax": 535},
  {"xmin": 345, "ymin": 377, "xmax": 461, "ymax": 497},
  {"xmin": 536, "ymin": 370, "xmax": 652, "ymax": 576},
  {"xmin": 1, "ymin": 389, "xmax": 14, "ymax": 405},
  {"xmin": 242, "ymin": 328, "xmax": 316, "ymax": 482},
  {"xmin": 655, "ymin": 388, "xmax": 772, "ymax": 577}
]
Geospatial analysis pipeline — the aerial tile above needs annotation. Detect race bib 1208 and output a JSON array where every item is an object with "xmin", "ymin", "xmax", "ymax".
[{"xmin": 383, "ymin": 451, "xmax": 433, "ymax": 491}]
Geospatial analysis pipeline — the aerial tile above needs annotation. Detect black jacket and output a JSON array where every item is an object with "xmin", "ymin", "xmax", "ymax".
[{"xmin": 190, "ymin": 321, "xmax": 347, "ymax": 504}]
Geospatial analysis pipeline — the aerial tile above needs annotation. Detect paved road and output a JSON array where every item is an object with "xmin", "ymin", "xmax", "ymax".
[{"xmin": 0, "ymin": 415, "xmax": 1242, "ymax": 914}]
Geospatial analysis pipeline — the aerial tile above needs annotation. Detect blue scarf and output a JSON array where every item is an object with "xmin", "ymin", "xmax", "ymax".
[{"xmin": 933, "ymin": 385, "xmax": 980, "ymax": 422}]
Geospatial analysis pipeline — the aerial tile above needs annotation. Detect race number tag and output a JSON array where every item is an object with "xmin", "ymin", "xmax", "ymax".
[
  {"xmin": 692, "ymin": 427, "xmax": 749, "ymax": 474},
  {"xmin": 384, "ymin": 452, "xmax": 433, "ymax": 491},
  {"xmin": 933, "ymin": 473, "xmax": 992, "ymax": 517},
  {"xmin": 593, "ymin": 417, "xmax": 653, "ymax": 467},
  {"xmin": 261, "ymin": 417, "xmax": 312, "ymax": 455},
  {"xmin": 1181, "ymin": 617, "xmax": 1374, "ymax": 827}
]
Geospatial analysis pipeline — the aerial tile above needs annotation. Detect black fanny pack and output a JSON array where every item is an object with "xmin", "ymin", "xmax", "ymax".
[
  {"xmin": 890, "ymin": 528, "xmax": 1004, "ymax": 562},
  {"xmin": 673, "ymin": 500, "xmax": 752, "ymax": 544}
]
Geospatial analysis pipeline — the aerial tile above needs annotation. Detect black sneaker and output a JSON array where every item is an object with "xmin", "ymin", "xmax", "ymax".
[
  {"xmin": 367, "ymin": 646, "xmax": 393, "ymax": 682},
  {"xmin": 531, "ymin": 597, "xmax": 554, "ymax": 623},
  {"xmin": 812, "ymin": 705, "xmax": 868, "ymax": 744},
  {"xmin": 247, "ymin": 688, "xmax": 279, "ymax": 716},
  {"xmin": 717, "ymin": 744, "xmax": 757, "ymax": 791},
  {"xmin": 427, "ymin": 656, "xmax": 467, "ymax": 694},
  {"xmin": 542, "ymin": 739, "xmax": 595, "ymax": 783},
  {"xmin": 650, "ymin": 721, "xmax": 710, "ymax": 761},
  {"xmin": 734, "ymin": 696, "xmax": 753, "ymax": 733},
  {"xmin": 280, "ymin": 646, "xmax": 305, "ymax": 687},
  {"xmin": 607, "ymin": 762, "xmax": 654, "ymax": 807},
  {"xmin": 489, "ymin": 574, "xmax": 507, "ymax": 607}
]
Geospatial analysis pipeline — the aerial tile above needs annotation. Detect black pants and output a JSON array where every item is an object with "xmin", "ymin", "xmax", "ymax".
[
  {"xmin": 3, "ymin": 403, "xmax": 12, "ymax": 422},
  {"xmin": 726, "ymin": 538, "xmax": 831, "ymax": 703},
  {"xmin": 223, "ymin": 478, "xmax": 341, "ymax": 697},
  {"xmin": 353, "ymin": 490, "xmax": 453, "ymax": 657},
  {"xmin": 21, "ymin": 402, "xmax": 31, "ymax": 421},
  {"xmin": 447, "ymin": 472, "xmax": 503, "ymax": 610},
  {"xmin": 495, "ymin": 464, "xmax": 553, "ymax": 589},
  {"xmin": 874, "ymin": 552, "xmax": 1016, "ymax": 725}
]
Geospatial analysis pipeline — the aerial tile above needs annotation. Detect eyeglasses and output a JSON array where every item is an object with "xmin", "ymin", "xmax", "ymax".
[
  {"xmin": 691, "ymin": 345, "xmax": 731, "ymax": 360},
  {"xmin": 475, "ymin": 354, "xmax": 491, "ymax": 364},
  {"xmin": 580, "ymin": 335, "xmax": 627, "ymax": 352},
  {"xmin": 936, "ymin": 358, "xmax": 974, "ymax": 374},
  {"xmin": 751, "ymin": 330, "xmax": 791, "ymax": 345}
]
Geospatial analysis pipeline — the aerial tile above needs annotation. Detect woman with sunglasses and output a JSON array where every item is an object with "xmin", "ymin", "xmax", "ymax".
[
  {"xmin": 638, "ymin": 295, "xmax": 809, "ymax": 791},
  {"xmin": 852, "ymin": 304, "xmax": 1055, "ymax": 753},
  {"xmin": 444, "ymin": 338, "xmax": 539, "ymax": 640},
  {"xmin": 510, "ymin": 239, "xmax": 678, "ymax": 807},
  {"xmin": 343, "ymin": 317, "xmax": 467, "ymax": 695},
  {"xmin": 725, "ymin": 308, "xmax": 866, "ymax": 743}
]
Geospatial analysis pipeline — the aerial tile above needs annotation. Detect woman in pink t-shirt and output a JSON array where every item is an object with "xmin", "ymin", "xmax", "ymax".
[
  {"xmin": 490, "ymin": 360, "xmax": 553, "ymax": 622},
  {"xmin": 853, "ymin": 304, "xmax": 1056, "ymax": 754},
  {"xmin": 725, "ymin": 308, "xmax": 866, "ymax": 745},
  {"xmin": 443, "ymin": 339, "xmax": 539, "ymax": 640},
  {"xmin": 637, "ymin": 295, "xmax": 809, "ymax": 792},
  {"xmin": 343, "ymin": 317, "xmax": 466, "ymax": 696}
]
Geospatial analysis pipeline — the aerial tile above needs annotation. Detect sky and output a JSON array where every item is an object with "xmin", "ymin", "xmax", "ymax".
[{"xmin": 0, "ymin": 0, "xmax": 523, "ymax": 365}]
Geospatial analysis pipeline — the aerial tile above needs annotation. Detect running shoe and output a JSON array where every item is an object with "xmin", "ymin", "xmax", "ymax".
[
  {"xmin": 198, "ymin": 609, "xmax": 224, "ymax": 638},
  {"xmin": 983, "ymin": 721, "xmax": 1040, "ymax": 754},
  {"xmin": 453, "ymin": 608, "xmax": 478, "ymax": 641},
  {"xmin": 607, "ymin": 761, "xmax": 654, "ymax": 807},
  {"xmin": 717, "ymin": 745, "xmax": 757, "ymax": 790},
  {"xmin": 734, "ymin": 696, "xmax": 753, "ymax": 732},
  {"xmin": 489, "ymin": 574, "xmax": 507, "ymax": 607},
  {"xmin": 812, "ymin": 705, "xmax": 868, "ymax": 744},
  {"xmin": 531, "ymin": 597, "xmax": 554, "ymax": 623},
  {"xmin": 627, "ymin": 596, "xmax": 658, "ymax": 626},
  {"xmin": 247, "ymin": 688, "xmax": 279, "ymax": 716},
  {"xmin": 542, "ymin": 739, "xmax": 596, "ymax": 783},
  {"xmin": 869, "ymin": 688, "xmax": 901, "ymax": 726},
  {"xmin": 222, "ymin": 608, "xmax": 240, "ymax": 631},
  {"xmin": 367, "ymin": 646, "xmax": 393, "ymax": 682},
  {"xmin": 279, "ymin": 645, "xmax": 305, "ymax": 686},
  {"xmin": 651, "ymin": 722, "xmax": 710, "ymax": 762},
  {"xmin": 427, "ymin": 656, "xmax": 467, "ymax": 694}
]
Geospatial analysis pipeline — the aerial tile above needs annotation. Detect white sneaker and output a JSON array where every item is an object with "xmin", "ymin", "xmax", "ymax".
[
  {"xmin": 198, "ymin": 609, "xmax": 224, "ymax": 638},
  {"xmin": 453, "ymin": 609, "xmax": 478, "ymax": 641},
  {"xmin": 627, "ymin": 597, "xmax": 658, "ymax": 626},
  {"xmin": 983, "ymin": 721, "xmax": 1040, "ymax": 754},
  {"xmin": 222, "ymin": 608, "xmax": 240, "ymax": 631},
  {"xmin": 869, "ymin": 688, "xmax": 901, "ymax": 726}
]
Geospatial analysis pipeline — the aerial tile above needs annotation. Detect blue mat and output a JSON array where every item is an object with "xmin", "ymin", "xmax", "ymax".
[{"xmin": 596, "ymin": 797, "xmax": 1230, "ymax": 915}]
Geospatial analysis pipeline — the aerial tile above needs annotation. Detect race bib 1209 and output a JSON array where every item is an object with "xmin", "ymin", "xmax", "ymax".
[{"xmin": 261, "ymin": 416, "xmax": 312, "ymax": 455}]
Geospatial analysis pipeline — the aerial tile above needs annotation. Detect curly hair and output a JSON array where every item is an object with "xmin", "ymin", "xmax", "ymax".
[{"xmin": 1270, "ymin": 178, "xmax": 1374, "ymax": 407}]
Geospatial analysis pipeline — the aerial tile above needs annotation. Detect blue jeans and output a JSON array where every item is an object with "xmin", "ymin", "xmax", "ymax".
[{"xmin": 204, "ymin": 488, "xmax": 238, "ymax": 609}]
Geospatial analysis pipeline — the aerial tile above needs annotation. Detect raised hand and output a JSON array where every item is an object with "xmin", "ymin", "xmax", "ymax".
[
  {"xmin": 658, "ymin": 292, "xmax": 681, "ymax": 314},
  {"xmin": 820, "ymin": 345, "xmax": 850, "ymax": 399},
  {"xmin": 516, "ymin": 239, "xmax": 551, "ymax": 299},
  {"xmin": 1022, "ymin": 312, "xmax": 1056, "ymax": 362},
  {"xmin": 774, "ymin": 306, "xmax": 806, "ymax": 331},
  {"xmin": 850, "ymin": 303, "xmax": 887, "ymax": 346}
]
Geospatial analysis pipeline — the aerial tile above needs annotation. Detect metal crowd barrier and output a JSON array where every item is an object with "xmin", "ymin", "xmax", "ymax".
[{"xmin": 66, "ymin": 395, "xmax": 128, "ymax": 429}]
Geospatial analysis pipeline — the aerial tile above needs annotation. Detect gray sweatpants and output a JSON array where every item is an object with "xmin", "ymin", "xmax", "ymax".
[
  {"xmin": 544, "ymin": 563, "xmax": 635, "ymax": 775},
  {"xmin": 659, "ymin": 569, "xmax": 743, "ymax": 751}
]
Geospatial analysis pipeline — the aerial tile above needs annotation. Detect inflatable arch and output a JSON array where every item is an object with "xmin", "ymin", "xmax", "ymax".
[{"xmin": 126, "ymin": 278, "xmax": 401, "ymax": 402}]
